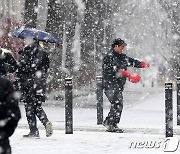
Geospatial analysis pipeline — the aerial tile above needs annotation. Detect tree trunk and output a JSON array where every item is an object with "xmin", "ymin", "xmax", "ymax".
[
  {"xmin": 94, "ymin": 0, "xmax": 106, "ymax": 75},
  {"xmin": 45, "ymin": 0, "xmax": 65, "ymax": 90},
  {"xmin": 78, "ymin": 0, "xmax": 107, "ymax": 86},
  {"xmin": 24, "ymin": 0, "xmax": 38, "ymax": 28},
  {"xmin": 158, "ymin": 0, "xmax": 180, "ymax": 78},
  {"xmin": 64, "ymin": 0, "xmax": 77, "ymax": 77}
]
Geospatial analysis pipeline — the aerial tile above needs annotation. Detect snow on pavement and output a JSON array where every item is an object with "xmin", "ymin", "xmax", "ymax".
[
  {"xmin": 10, "ymin": 89, "xmax": 180, "ymax": 154},
  {"xmin": 11, "ymin": 129, "xmax": 180, "ymax": 154}
]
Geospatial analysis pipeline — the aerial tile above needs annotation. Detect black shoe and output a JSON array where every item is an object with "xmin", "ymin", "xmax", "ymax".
[
  {"xmin": 106, "ymin": 127, "xmax": 124, "ymax": 133},
  {"xmin": 23, "ymin": 131, "xmax": 40, "ymax": 138},
  {"xmin": 45, "ymin": 121, "xmax": 53, "ymax": 137},
  {"xmin": 114, "ymin": 124, "xmax": 124, "ymax": 133},
  {"xmin": 116, "ymin": 129, "xmax": 124, "ymax": 133},
  {"xmin": 105, "ymin": 125, "xmax": 117, "ymax": 132},
  {"xmin": 103, "ymin": 120, "xmax": 116, "ymax": 132},
  {"xmin": 114, "ymin": 123, "xmax": 119, "ymax": 129},
  {"xmin": 102, "ymin": 120, "xmax": 109, "ymax": 129},
  {"xmin": 103, "ymin": 122, "xmax": 124, "ymax": 133}
]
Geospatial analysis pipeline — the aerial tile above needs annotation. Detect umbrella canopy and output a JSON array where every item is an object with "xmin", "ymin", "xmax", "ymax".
[{"xmin": 10, "ymin": 27, "xmax": 60, "ymax": 44}]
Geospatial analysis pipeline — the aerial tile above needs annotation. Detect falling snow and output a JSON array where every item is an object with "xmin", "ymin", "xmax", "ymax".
[{"xmin": 0, "ymin": 0, "xmax": 180, "ymax": 154}]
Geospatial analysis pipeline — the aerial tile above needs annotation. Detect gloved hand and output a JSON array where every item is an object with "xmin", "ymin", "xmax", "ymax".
[
  {"xmin": 119, "ymin": 69, "xmax": 141, "ymax": 83},
  {"xmin": 139, "ymin": 62, "xmax": 150, "ymax": 68},
  {"xmin": 128, "ymin": 74, "xmax": 141, "ymax": 83}
]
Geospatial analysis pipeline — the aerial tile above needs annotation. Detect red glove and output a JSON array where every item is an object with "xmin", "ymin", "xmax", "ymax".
[
  {"xmin": 119, "ymin": 69, "xmax": 130, "ymax": 77},
  {"xmin": 119, "ymin": 69, "xmax": 141, "ymax": 83},
  {"xmin": 128, "ymin": 74, "xmax": 141, "ymax": 83},
  {"xmin": 139, "ymin": 62, "xmax": 150, "ymax": 68}
]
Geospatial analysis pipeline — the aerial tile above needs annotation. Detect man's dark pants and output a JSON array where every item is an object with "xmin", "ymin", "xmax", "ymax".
[
  {"xmin": 20, "ymin": 78, "xmax": 49, "ymax": 133},
  {"xmin": 104, "ymin": 88, "xmax": 123, "ymax": 126}
]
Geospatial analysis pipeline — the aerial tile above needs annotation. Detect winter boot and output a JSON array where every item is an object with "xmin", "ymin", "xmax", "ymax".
[
  {"xmin": 114, "ymin": 123, "xmax": 119, "ymax": 129},
  {"xmin": 45, "ymin": 121, "xmax": 53, "ymax": 137},
  {"xmin": 113, "ymin": 124, "xmax": 124, "ymax": 133},
  {"xmin": 23, "ymin": 131, "xmax": 40, "ymax": 138},
  {"xmin": 105, "ymin": 125, "xmax": 117, "ymax": 132},
  {"xmin": 103, "ymin": 120, "xmax": 116, "ymax": 132},
  {"xmin": 102, "ymin": 119, "xmax": 109, "ymax": 128}
]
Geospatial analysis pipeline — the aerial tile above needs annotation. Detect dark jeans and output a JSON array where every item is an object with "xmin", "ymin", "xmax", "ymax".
[
  {"xmin": 20, "ymin": 79, "xmax": 49, "ymax": 133},
  {"xmin": 104, "ymin": 89, "xmax": 123, "ymax": 125},
  {"xmin": 0, "ymin": 139, "xmax": 11, "ymax": 154},
  {"xmin": 23, "ymin": 96, "xmax": 49, "ymax": 132}
]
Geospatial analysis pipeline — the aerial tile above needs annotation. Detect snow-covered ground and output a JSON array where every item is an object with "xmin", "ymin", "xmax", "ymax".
[{"xmin": 10, "ymin": 87, "xmax": 180, "ymax": 154}]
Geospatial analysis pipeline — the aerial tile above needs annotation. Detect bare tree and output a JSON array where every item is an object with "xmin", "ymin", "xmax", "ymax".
[
  {"xmin": 103, "ymin": 0, "xmax": 115, "ymax": 51},
  {"xmin": 45, "ymin": 0, "xmax": 65, "ymax": 90},
  {"xmin": 64, "ymin": 0, "xmax": 77, "ymax": 77},
  {"xmin": 24, "ymin": 0, "xmax": 38, "ymax": 28},
  {"xmin": 158, "ymin": 0, "xmax": 180, "ymax": 77},
  {"xmin": 78, "ymin": 0, "xmax": 106, "ymax": 86},
  {"xmin": 45, "ymin": 0, "xmax": 77, "ymax": 90}
]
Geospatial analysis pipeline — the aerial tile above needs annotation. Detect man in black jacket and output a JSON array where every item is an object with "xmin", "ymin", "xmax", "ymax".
[
  {"xmin": 0, "ymin": 76, "xmax": 21, "ymax": 154},
  {"xmin": 0, "ymin": 48, "xmax": 17, "ymax": 76},
  {"xmin": 16, "ymin": 39, "xmax": 53, "ymax": 138},
  {"xmin": 103, "ymin": 38, "xmax": 150, "ymax": 132}
]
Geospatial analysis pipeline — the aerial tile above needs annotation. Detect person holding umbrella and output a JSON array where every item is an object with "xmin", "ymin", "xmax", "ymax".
[
  {"xmin": 10, "ymin": 27, "xmax": 60, "ymax": 138},
  {"xmin": 16, "ymin": 37, "xmax": 53, "ymax": 138},
  {"xmin": 103, "ymin": 38, "xmax": 150, "ymax": 132}
]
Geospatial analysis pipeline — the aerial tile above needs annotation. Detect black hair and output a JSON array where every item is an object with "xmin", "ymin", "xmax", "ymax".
[{"xmin": 112, "ymin": 38, "xmax": 127, "ymax": 48}]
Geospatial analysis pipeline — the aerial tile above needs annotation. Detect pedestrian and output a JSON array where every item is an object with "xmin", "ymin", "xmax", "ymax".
[
  {"xmin": 0, "ymin": 48, "xmax": 17, "ymax": 77},
  {"xmin": 102, "ymin": 38, "xmax": 150, "ymax": 132},
  {"xmin": 0, "ymin": 76, "xmax": 21, "ymax": 154},
  {"xmin": 16, "ymin": 38, "xmax": 53, "ymax": 138}
]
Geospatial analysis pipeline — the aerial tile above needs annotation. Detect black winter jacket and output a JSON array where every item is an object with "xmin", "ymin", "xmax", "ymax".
[
  {"xmin": 0, "ymin": 77, "xmax": 21, "ymax": 140},
  {"xmin": 103, "ymin": 49, "xmax": 142, "ymax": 91},
  {"xmin": 17, "ymin": 44, "xmax": 49, "ymax": 81},
  {"xmin": 0, "ymin": 51, "xmax": 17, "ymax": 75}
]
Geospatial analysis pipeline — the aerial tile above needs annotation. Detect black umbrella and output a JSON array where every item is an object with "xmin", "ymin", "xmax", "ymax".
[{"xmin": 10, "ymin": 27, "xmax": 60, "ymax": 44}]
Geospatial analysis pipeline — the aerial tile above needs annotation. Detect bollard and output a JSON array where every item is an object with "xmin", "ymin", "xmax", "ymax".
[
  {"xmin": 177, "ymin": 77, "xmax": 180, "ymax": 125},
  {"xmin": 96, "ymin": 76, "xmax": 103, "ymax": 125},
  {"xmin": 165, "ymin": 83, "xmax": 173, "ymax": 137},
  {"xmin": 152, "ymin": 81, "xmax": 154, "ymax": 87},
  {"xmin": 65, "ymin": 78, "xmax": 73, "ymax": 134}
]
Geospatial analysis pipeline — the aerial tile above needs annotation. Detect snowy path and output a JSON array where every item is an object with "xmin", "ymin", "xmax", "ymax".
[
  {"xmin": 10, "ymin": 89, "xmax": 180, "ymax": 153},
  {"xmin": 11, "ymin": 129, "xmax": 168, "ymax": 154}
]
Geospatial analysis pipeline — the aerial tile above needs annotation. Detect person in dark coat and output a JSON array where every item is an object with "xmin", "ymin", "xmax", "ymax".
[
  {"xmin": 16, "ymin": 38, "xmax": 53, "ymax": 138},
  {"xmin": 0, "ymin": 76, "xmax": 21, "ymax": 154},
  {"xmin": 0, "ymin": 48, "xmax": 17, "ymax": 76},
  {"xmin": 102, "ymin": 38, "xmax": 150, "ymax": 132}
]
